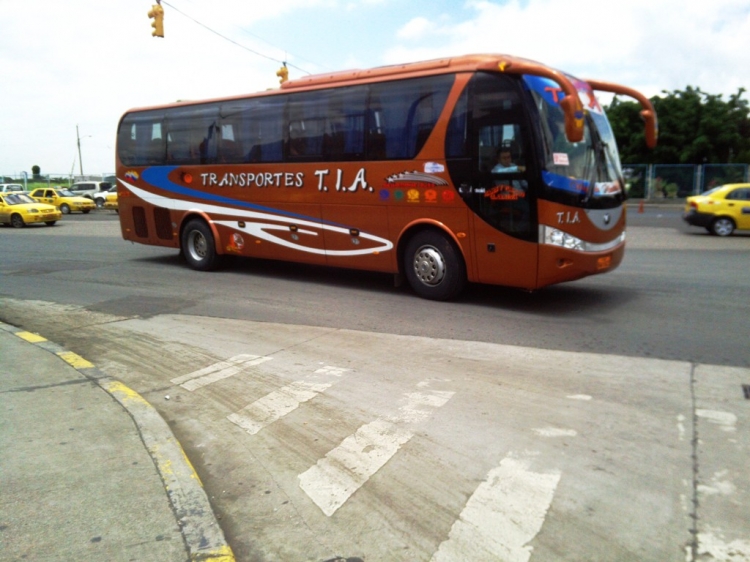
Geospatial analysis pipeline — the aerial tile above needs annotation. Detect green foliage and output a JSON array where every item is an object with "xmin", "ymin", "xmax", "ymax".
[{"xmin": 606, "ymin": 87, "xmax": 750, "ymax": 165}]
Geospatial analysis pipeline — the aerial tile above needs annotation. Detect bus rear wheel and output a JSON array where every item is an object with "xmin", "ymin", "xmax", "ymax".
[
  {"xmin": 404, "ymin": 230, "xmax": 466, "ymax": 301},
  {"xmin": 181, "ymin": 219, "xmax": 221, "ymax": 271}
]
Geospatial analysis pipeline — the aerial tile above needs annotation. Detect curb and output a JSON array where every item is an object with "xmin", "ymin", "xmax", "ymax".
[{"xmin": 0, "ymin": 321, "xmax": 235, "ymax": 562}]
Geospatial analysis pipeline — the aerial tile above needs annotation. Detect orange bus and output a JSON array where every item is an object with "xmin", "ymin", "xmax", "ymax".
[{"xmin": 115, "ymin": 54, "xmax": 656, "ymax": 300}]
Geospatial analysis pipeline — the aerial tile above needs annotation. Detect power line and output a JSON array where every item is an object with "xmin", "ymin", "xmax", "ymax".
[{"xmin": 160, "ymin": 1, "xmax": 313, "ymax": 75}]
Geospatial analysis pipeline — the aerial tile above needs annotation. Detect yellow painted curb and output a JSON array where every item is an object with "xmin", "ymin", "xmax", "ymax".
[
  {"xmin": 56, "ymin": 351, "xmax": 95, "ymax": 369},
  {"xmin": 15, "ymin": 331, "xmax": 47, "ymax": 343},
  {"xmin": 192, "ymin": 545, "xmax": 236, "ymax": 561}
]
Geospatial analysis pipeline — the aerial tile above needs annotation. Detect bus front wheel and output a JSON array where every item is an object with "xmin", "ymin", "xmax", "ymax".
[
  {"xmin": 403, "ymin": 230, "xmax": 466, "ymax": 301},
  {"xmin": 181, "ymin": 219, "xmax": 221, "ymax": 271}
]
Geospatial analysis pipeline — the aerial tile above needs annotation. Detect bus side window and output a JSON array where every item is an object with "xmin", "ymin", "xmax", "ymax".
[
  {"xmin": 286, "ymin": 92, "xmax": 327, "ymax": 160},
  {"xmin": 118, "ymin": 111, "xmax": 165, "ymax": 166},
  {"xmin": 367, "ymin": 75, "xmax": 453, "ymax": 160},
  {"xmin": 221, "ymin": 97, "xmax": 285, "ymax": 164},
  {"xmin": 367, "ymin": 108, "xmax": 387, "ymax": 160},
  {"xmin": 166, "ymin": 105, "xmax": 218, "ymax": 165},
  {"xmin": 217, "ymin": 123, "xmax": 241, "ymax": 163},
  {"xmin": 324, "ymin": 86, "xmax": 366, "ymax": 161}
]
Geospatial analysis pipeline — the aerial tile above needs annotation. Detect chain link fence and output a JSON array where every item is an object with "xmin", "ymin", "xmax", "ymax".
[
  {"xmin": 622, "ymin": 164, "xmax": 749, "ymax": 199},
  {"xmin": 1, "ymin": 173, "xmax": 116, "ymax": 190}
]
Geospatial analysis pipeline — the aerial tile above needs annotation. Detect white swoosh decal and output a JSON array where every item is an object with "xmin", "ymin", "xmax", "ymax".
[{"xmin": 121, "ymin": 179, "xmax": 394, "ymax": 257}]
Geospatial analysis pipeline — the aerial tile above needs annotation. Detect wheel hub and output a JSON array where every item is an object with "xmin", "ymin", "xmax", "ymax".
[{"xmin": 413, "ymin": 247, "xmax": 445, "ymax": 286}]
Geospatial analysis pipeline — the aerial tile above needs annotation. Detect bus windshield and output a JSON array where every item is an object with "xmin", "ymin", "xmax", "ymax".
[{"xmin": 525, "ymin": 75, "xmax": 624, "ymax": 209}]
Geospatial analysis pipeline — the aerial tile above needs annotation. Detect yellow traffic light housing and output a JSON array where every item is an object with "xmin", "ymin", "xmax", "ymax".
[
  {"xmin": 148, "ymin": 3, "xmax": 164, "ymax": 38},
  {"xmin": 276, "ymin": 64, "xmax": 289, "ymax": 85}
]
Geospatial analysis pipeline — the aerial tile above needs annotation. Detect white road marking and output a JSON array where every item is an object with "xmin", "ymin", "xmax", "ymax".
[
  {"xmin": 677, "ymin": 414, "xmax": 686, "ymax": 441},
  {"xmin": 298, "ymin": 383, "xmax": 454, "ymax": 516},
  {"xmin": 430, "ymin": 452, "xmax": 561, "ymax": 562},
  {"xmin": 696, "ymin": 409, "xmax": 737, "ymax": 432},
  {"xmin": 170, "ymin": 354, "xmax": 272, "ymax": 391},
  {"xmin": 694, "ymin": 531, "xmax": 750, "ymax": 561},
  {"xmin": 566, "ymin": 394, "xmax": 592, "ymax": 400},
  {"xmin": 227, "ymin": 366, "xmax": 350, "ymax": 435},
  {"xmin": 532, "ymin": 427, "xmax": 577, "ymax": 437}
]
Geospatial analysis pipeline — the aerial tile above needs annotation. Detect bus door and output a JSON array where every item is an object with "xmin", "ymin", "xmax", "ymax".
[{"xmin": 446, "ymin": 72, "xmax": 538, "ymax": 288}]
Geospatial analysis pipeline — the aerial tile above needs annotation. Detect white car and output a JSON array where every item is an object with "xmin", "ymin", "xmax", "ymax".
[
  {"xmin": 0, "ymin": 183, "xmax": 26, "ymax": 193},
  {"xmin": 69, "ymin": 181, "xmax": 114, "ymax": 200}
]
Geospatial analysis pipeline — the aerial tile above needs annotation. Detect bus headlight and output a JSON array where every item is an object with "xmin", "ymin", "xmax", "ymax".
[
  {"xmin": 540, "ymin": 225, "xmax": 626, "ymax": 253},
  {"xmin": 543, "ymin": 226, "xmax": 584, "ymax": 251}
]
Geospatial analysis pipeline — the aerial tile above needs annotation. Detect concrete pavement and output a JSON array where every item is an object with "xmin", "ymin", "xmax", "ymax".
[{"xmin": 0, "ymin": 321, "xmax": 234, "ymax": 562}]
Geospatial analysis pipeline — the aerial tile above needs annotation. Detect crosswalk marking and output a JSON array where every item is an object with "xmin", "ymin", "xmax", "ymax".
[
  {"xmin": 170, "ymin": 354, "xmax": 272, "ymax": 391},
  {"xmin": 227, "ymin": 365, "xmax": 351, "ymax": 435},
  {"xmin": 298, "ymin": 383, "xmax": 454, "ymax": 516},
  {"xmin": 430, "ymin": 452, "xmax": 561, "ymax": 562}
]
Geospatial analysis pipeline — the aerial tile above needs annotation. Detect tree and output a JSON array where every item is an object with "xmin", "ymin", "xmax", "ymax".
[
  {"xmin": 606, "ymin": 87, "xmax": 750, "ymax": 165},
  {"xmin": 32, "ymin": 165, "xmax": 41, "ymax": 177}
]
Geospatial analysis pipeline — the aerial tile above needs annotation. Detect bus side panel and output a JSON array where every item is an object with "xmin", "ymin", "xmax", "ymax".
[
  {"xmin": 233, "ymin": 201, "xmax": 326, "ymax": 265},
  {"xmin": 118, "ymin": 192, "xmax": 180, "ymax": 251},
  {"xmin": 321, "ymin": 204, "xmax": 396, "ymax": 272},
  {"xmin": 469, "ymin": 213, "xmax": 539, "ymax": 289}
]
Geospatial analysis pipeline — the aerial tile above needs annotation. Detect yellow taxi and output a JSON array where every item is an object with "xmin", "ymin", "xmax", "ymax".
[
  {"xmin": 103, "ymin": 190, "xmax": 118, "ymax": 211},
  {"xmin": 0, "ymin": 192, "xmax": 62, "ymax": 227},
  {"xmin": 28, "ymin": 187, "xmax": 96, "ymax": 215},
  {"xmin": 683, "ymin": 183, "xmax": 750, "ymax": 236}
]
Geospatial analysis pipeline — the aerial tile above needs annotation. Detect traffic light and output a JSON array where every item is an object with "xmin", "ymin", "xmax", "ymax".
[
  {"xmin": 276, "ymin": 64, "xmax": 289, "ymax": 85},
  {"xmin": 148, "ymin": 3, "xmax": 164, "ymax": 38}
]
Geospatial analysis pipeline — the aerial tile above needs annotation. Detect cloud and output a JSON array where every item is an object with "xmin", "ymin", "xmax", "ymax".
[
  {"xmin": 397, "ymin": 17, "xmax": 434, "ymax": 40},
  {"xmin": 385, "ymin": 0, "xmax": 750, "ymax": 99}
]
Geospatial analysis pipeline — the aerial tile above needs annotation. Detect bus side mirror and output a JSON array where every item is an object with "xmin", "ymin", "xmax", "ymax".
[
  {"xmin": 585, "ymin": 79, "xmax": 658, "ymax": 149},
  {"xmin": 559, "ymin": 95, "xmax": 585, "ymax": 144}
]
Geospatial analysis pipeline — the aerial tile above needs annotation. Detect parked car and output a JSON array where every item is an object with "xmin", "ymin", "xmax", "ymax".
[
  {"xmin": 27, "ymin": 187, "xmax": 96, "ymax": 214},
  {"xmin": 683, "ymin": 183, "xmax": 750, "ymax": 236},
  {"xmin": 0, "ymin": 183, "xmax": 26, "ymax": 193},
  {"xmin": 69, "ymin": 181, "xmax": 113, "ymax": 200},
  {"xmin": 93, "ymin": 185, "xmax": 118, "ymax": 208},
  {"xmin": 103, "ymin": 189, "xmax": 118, "ymax": 212},
  {"xmin": 0, "ymin": 192, "xmax": 62, "ymax": 227}
]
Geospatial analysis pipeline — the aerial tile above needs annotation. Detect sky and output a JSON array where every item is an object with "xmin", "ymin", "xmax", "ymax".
[{"xmin": 1, "ymin": 0, "xmax": 749, "ymax": 178}]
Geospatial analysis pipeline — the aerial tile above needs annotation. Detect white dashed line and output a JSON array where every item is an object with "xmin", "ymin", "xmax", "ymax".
[
  {"xmin": 170, "ymin": 354, "xmax": 272, "ymax": 391},
  {"xmin": 430, "ymin": 452, "xmax": 561, "ymax": 562},
  {"xmin": 227, "ymin": 366, "xmax": 350, "ymax": 435},
  {"xmin": 298, "ymin": 383, "xmax": 453, "ymax": 516}
]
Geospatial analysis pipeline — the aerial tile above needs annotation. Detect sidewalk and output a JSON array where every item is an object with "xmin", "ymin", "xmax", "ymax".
[{"xmin": 0, "ymin": 322, "xmax": 234, "ymax": 562}]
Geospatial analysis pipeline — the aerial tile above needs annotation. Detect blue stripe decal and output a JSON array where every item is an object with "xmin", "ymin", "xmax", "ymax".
[
  {"xmin": 141, "ymin": 166, "xmax": 343, "ymax": 227},
  {"xmin": 542, "ymin": 171, "xmax": 589, "ymax": 195}
]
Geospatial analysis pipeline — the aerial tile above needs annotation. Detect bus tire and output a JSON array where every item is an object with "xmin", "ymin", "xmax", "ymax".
[
  {"xmin": 181, "ymin": 219, "xmax": 221, "ymax": 271},
  {"xmin": 404, "ymin": 230, "xmax": 466, "ymax": 301}
]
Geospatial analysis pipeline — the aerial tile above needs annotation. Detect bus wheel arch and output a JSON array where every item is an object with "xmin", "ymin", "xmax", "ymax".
[
  {"xmin": 179, "ymin": 215, "xmax": 223, "ymax": 271},
  {"xmin": 399, "ymin": 226, "xmax": 467, "ymax": 301}
]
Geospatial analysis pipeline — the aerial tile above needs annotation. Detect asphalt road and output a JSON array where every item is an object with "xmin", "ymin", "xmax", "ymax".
[
  {"xmin": 1, "ymin": 206, "xmax": 749, "ymax": 561},
  {"xmin": 0, "ymin": 206, "xmax": 747, "ymax": 367}
]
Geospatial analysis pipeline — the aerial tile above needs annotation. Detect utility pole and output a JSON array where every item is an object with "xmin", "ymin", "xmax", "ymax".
[{"xmin": 76, "ymin": 125, "xmax": 84, "ymax": 176}]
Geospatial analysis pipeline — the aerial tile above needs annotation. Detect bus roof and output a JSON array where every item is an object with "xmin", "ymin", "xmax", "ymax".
[
  {"xmin": 280, "ymin": 54, "xmax": 538, "ymax": 90},
  {"xmin": 120, "ymin": 54, "xmax": 548, "ymax": 114}
]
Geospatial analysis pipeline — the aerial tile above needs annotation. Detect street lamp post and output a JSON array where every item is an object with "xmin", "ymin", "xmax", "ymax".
[{"xmin": 76, "ymin": 125, "xmax": 84, "ymax": 176}]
